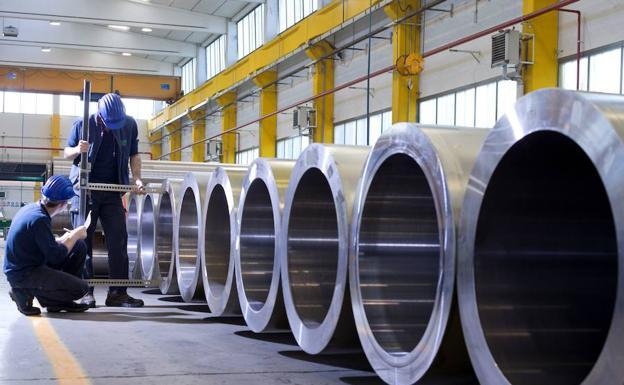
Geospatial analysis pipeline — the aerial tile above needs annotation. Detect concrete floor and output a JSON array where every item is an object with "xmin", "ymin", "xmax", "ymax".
[{"xmin": 0, "ymin": 267, "xmax": 382, "ymax": 384}]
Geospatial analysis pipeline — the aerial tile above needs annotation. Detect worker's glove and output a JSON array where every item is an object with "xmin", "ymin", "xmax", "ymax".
[{"xmin": 134, "ymin": 178, "xmax": 146, "ymax": 195}]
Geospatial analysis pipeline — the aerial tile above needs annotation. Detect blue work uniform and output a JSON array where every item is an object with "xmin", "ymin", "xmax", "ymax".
[
  {"xmin": 67, "ymin": 114, "xmax": 139, "ymax": 293},
  {"xmin": 3, "ymin": 202, "xmax": 88, "ymax": 306}
]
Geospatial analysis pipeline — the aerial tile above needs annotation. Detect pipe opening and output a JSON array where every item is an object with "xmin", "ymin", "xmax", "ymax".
[
  {"xmin": 475, "ymin": 131, "xmax": 617, "ymax": 385},
  {"xmin": 358, "ymin": 154, "xmax": 440, "ymax": 354},
  {"xmin": 204, "ymin": 185, "xmax": 231, "ymax": 297},
  {"xmin": 178, "ymin": 188, "xmax": 199, "ymax": 288},
  {"xmin": 140, "ymin": 195, "xmax": 155, "ymax": 277},
  {"xmin": 127, "ymin": 198, "xmax": 139, "ymax": 273},
  {"xmin": 157, "ymin": 192, "xmax": 173, "ymax": 279},
  {"xmin": 240, "ymin": 179, "xmax": 275, "ymax": 311},
  {"xmin": 288, "ymin": 168, "xmax": 339, "ymax": 328}
]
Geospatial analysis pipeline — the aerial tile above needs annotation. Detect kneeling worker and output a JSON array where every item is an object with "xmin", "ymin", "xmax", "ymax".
[{"xmin": 3, "ymin": 176, "xmax": 90, "ymax": 315}]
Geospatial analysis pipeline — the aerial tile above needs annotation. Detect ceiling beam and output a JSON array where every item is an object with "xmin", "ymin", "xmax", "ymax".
[
  {"xmin": 0, "ymin": 0, "xmax": 226, "ymax": 33},
  {"xmin": 0, "ymin": 19, "xmax": 196, "ymax": 58},
  {"xmin": 0, "ymin": 45, "xmax": 174, "ymax": 76}
]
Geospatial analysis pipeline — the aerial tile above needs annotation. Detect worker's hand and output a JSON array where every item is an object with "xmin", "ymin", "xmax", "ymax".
[
  {"xmin": 72, "ymin": 225, "xmax": 88, "ymax": 240},
  {"xmin": 133, "ymin": 178, "xmax": 146, "ymax": 195},
  {"xmin": 77, "ymin": 140, "xmax": 89, "ymax": 153}
]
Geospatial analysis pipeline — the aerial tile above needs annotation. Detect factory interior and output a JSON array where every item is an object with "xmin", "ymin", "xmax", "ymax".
[{"xmin": 0, "ymin": 0, "xmax": 623, "ymax": 384}]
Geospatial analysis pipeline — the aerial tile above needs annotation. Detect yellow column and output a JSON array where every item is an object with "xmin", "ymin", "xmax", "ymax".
[
  {"xmin": 166, "ymin": 121, "xmax": 182, "ymax": 161},
  {"xmin": 148, "ymin": 130, "xmax": 162, "ymax": 160},
  {"xmin": 34, "ymin": 182, "xmax": 41, "ymax": 201},
  {"xmin": 51, "ymin": 114, "xmax": 61, "ymax": 157},
  {"xmin": 188, "ymin": 110, "xmax": 206, "ymax": 162},
  {"xmin": 216, "ymin": 92, "xmax": 237, "ymax": 164},
  {"xmin": 522, "ymin": 0, "xmax": 559, "ymax": 92},
  {"xmin": 305, "ymin": 40, "xmax": 334, "ymax": 143},
  {"xmin": 252, "ymin": 71, "xmax": 277, "ymax": 157},
  {"xmin": 385, "ymin": 0, "xmax": 422, "ymax": 123}
]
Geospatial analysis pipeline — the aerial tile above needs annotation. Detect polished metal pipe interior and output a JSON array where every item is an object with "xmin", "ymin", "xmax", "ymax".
[
  {"xmin": 281, "ymin": 144, "xmax": 370, "ymax": 354},
  {"xmin": 157, "ymin": 178, "xmax": 183, "ymax": 295},
  {"xmin": 176, "ymin": 172, "xmax": 212, "ymax": 302},
  {"xmin": 139, "ymin": 194, "xmax": 156, "ymax": 280},
  {"xmin": 126, "ymin": 194, "xmax": 142, "ymax": 279},
  {"xmin": 459, "ymin": 89, "xmax": 624, "ymax": 385},
  {"xmin": 235, "ymin": 159, "xmax": 295, "ymax": 332},
  {"xmin": 202, "ymin": 166, "xmax": 247, "ymax": 315},
  {"xmin": 350, "ymin": 124, "xmax": 485, "ymax": 385}
]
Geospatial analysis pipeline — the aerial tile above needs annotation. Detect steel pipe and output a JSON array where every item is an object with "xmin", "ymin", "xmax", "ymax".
[
  {"xmin": 280, "ymin": 144, "xmax": 370, "ymax": 354},
  {"xmin": 139, "ymin": 193, "xmax": 157, "ymax": 281},
  {"xmin": 350, "ymin": 124, "xmax": 486, "ymax": 384},
  {"xmin": 175, "ymin": 172, "xmax": 213, "ymax": 302},
  {"xmin": 157, "ymin": 178, "xmax": 184, "ymax": 295},
  {"xmin": 234, "ymin": 158, "xmax": 295, "ymax": 332},
  {"xmin": 201, "ymin": 166, "xmax": 248, "ymax": 315},
  {"xmin": 126, "ymin": 193, "xmax": 143, "ymax": 279},
  {"xmin": 458, "ymin": 89, "xmax": 624, "ymax": 385}
]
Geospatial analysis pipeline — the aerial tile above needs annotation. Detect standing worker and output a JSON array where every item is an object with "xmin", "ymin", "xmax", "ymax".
[
  {"xmin": 65, "ymin": 93, "xmax": 145, "ymax": 308},
  {"xmin": 4, "ymin": 175, "xmax": 90, "ymax": 316}
]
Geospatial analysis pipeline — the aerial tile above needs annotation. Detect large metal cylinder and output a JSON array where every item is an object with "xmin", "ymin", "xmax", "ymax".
[
  {"xmin": 157, "ymin": 178, "xmax": 184, "ymax": 295},
  {"xmin": 350, "ymin": 124, "xmax": 485, "ymax": 385},
  {"xmin": 280, "ymin": 144, "xmax": 370, "ymax": 354},
  {"xmin": 175, "ymin": 172, "xmax": 213, "ymax": 302},
  {"xmin": 234, "ymin": 158, "xmax": 295, "ymax": 332},
  {"xmin": 201, "ymin": 166, "xmax": 248, "ymax": 315},
  {"xmin": 126, "ymin": 193, "xmax": 143, "ymax": 279},
  {"xmin": 139, "ymin": 193, "xmax": 157, "ymax": 281},
  {"xmin": 458, "ymin": 89, "xmax": 624, "ymax": 385}
]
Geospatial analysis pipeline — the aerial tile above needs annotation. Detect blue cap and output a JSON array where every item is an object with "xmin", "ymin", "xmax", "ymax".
[
  {"xmin": 41, "ymin": 175, "xmax": 77, "ymax": 202},
  {"xmin": 98, "ymin": 93, "xmax": 126, "ymax": 130}
]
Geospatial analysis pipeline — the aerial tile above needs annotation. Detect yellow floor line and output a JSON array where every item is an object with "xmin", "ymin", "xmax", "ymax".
[{"xmin": 30, "ymin": 317, "xmax": 92, "ymax": 385}]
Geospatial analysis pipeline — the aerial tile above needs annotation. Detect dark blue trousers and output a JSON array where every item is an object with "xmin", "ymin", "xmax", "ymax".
[
  {"xmin": 72, "ymin": 191, "xmax": 129, "ymax": 294},
  {"xmin": 8, "ymin": 241, "xmax": 89, "ymax": 307}
]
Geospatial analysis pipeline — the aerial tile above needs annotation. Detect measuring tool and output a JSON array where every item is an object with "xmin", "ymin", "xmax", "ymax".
[
  {"xmin": 86, "ymin": 279, "xmax": 159, "ymax": 287},
  {"xmin": 83, "ymin": 183, "xmax": 162, "ymax": 194}
]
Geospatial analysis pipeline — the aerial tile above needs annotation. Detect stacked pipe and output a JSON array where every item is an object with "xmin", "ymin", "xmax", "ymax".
[{"xmin": 106, "ymin": 88, "xmax": 624, "ymax": 384}]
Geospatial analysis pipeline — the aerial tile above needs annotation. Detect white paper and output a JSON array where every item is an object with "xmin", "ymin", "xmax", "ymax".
[{"xmin": 84, "ymin": 211, "xmax": 92, "ymax": 229}]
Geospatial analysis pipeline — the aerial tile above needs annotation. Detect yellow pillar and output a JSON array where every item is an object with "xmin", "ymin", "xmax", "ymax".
[
  {"xmin": 148, "ymin": 130, "xmax": 162, "ymax": 160},
  {"xmin": 216, "ymin": 92, "xmax": 237, "ymax": 164},
  {"xmin": 51, "ymin": 114, "xmax": 61, "ymax": 157},
  {"xmin": 305, "ymin": 40, "xmax": 334, "ymax": 143},
  {"xmin": 166, "ymin": 121, "xmax": 182, "ymax": 161},
  {"xmin": 522, "ymin": 0, "xmax": 559, "ymax": 92},
  {"xmin": 385, "ymin": 0, "xmax": 421, "ymax": 123},
  {"xmin": 34, "ymin": 182, "xmax": 41, "ymax": 201},
  {"xmin": 188, "ymin": 110, "xmax": 206, "ymax": 162},
  {"xmin": 252, "ymin": 71, "xmax": 277, "ymax": 157}
]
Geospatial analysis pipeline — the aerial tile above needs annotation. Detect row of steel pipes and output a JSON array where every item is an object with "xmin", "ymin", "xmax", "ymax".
[{"xmin": 63, "ymin": 89, "xmax": 624, "ymax": 385}]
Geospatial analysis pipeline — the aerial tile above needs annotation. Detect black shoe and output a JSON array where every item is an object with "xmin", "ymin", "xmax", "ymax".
[
  {"xmin": 105, "ymin": 292, "xmax": 144, "ymax": 308},
  {"xmin": 9, "ymin": 289, "xmax": 41, "ymax": 316},
  {"xmin": 46, "ymin": 302, "xmax": 90, "ymax": 313},
  {"xmin": 78, "ymin": 293, "xmax": 96, "ymax": 308}
]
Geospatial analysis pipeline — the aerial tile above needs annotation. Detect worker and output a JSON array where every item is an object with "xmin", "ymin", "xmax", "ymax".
[
  {"xmin": 4, "ymin": 175, "xmax": 90, "ymax": 316},
  {"xmin": 65, "ymin": 93, "xmax": 145, "ymax": 308}
]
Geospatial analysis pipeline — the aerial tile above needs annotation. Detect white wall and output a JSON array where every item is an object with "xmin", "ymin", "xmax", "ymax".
[{"xmin": 0, "ymin": 181, "xmax": 36, "ymax": 219}]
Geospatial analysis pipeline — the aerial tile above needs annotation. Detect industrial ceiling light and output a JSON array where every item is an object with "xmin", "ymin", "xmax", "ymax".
[
  {"xmin": 49, "ymin": 21, "xmax": 61, "ymax": 26},
  {"xmin": 141, "ymin": 27, "xmax": 152, "ymax": 32},
  {"xmin": 108, "ymin": 25, "xmax": 130, "ymax": 31},
  {"xmin": 122, "ymin": 52, "xmax": 132, "ymax": 56},
  {"xmin": 41, "ymin": 47, "xmax": 51, "ymax": 52}
]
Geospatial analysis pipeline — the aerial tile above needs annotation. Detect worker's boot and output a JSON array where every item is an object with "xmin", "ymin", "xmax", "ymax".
[
  {"xmin": 8, "ymin": 289, "xmax": 41, "ymax": 316},
  {"xmin": 105, "ymin": 291, "xmax": 144, "ymax": 308},
  {"xmin": 78, "ymin": 292, "xmax": 96, "ymax": 308},
  {"xmin": 46, "ymin": 302, "xmax": 90, "ymax": 313}
]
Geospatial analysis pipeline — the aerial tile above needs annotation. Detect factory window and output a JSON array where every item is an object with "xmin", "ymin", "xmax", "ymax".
[
  {"xmin": 279, "ymin": 0, "xmax": 318, "ymax": 32},
  {"xmin": 334, "ymin": 110, "xmax": 392, "ymax": 146},
  {"xmin": 560, "ymin": 45, "xmax": 623, "ymax": 94},
  {"xmin": 237, "ymin": 4, "xmax": 265, "ymax": 59},
  {"xmin": 3, "ymin": 92, "xmax": 53, "ymax": 115},
  {"xmin": 0, "ymin": 91, "xmax": 3, "ymax": 113},
  {"xmin": 206, "ymin": 35, "xmax": 226, "ymax": 80},
  {"xmin": 181, "ymin": 58, "xmax": 196, "ymax": 95},
  {"xmin": 276, "ymin": 135, "xmax": 310, "ymax": 159},
  {"xmin": 122, "ymin": 98, "xmax": 156, "ymax": 120},
  {"xmin": 235, "ymin": 147, "xmax": 259, "ymax": 165},
  {"xmin": 418, "ymin": 79, "xmax": 518, "ymax": 128},
  {"xmin": 59, "ymin": 95, "xmax": 97, "ymax": 117}
]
